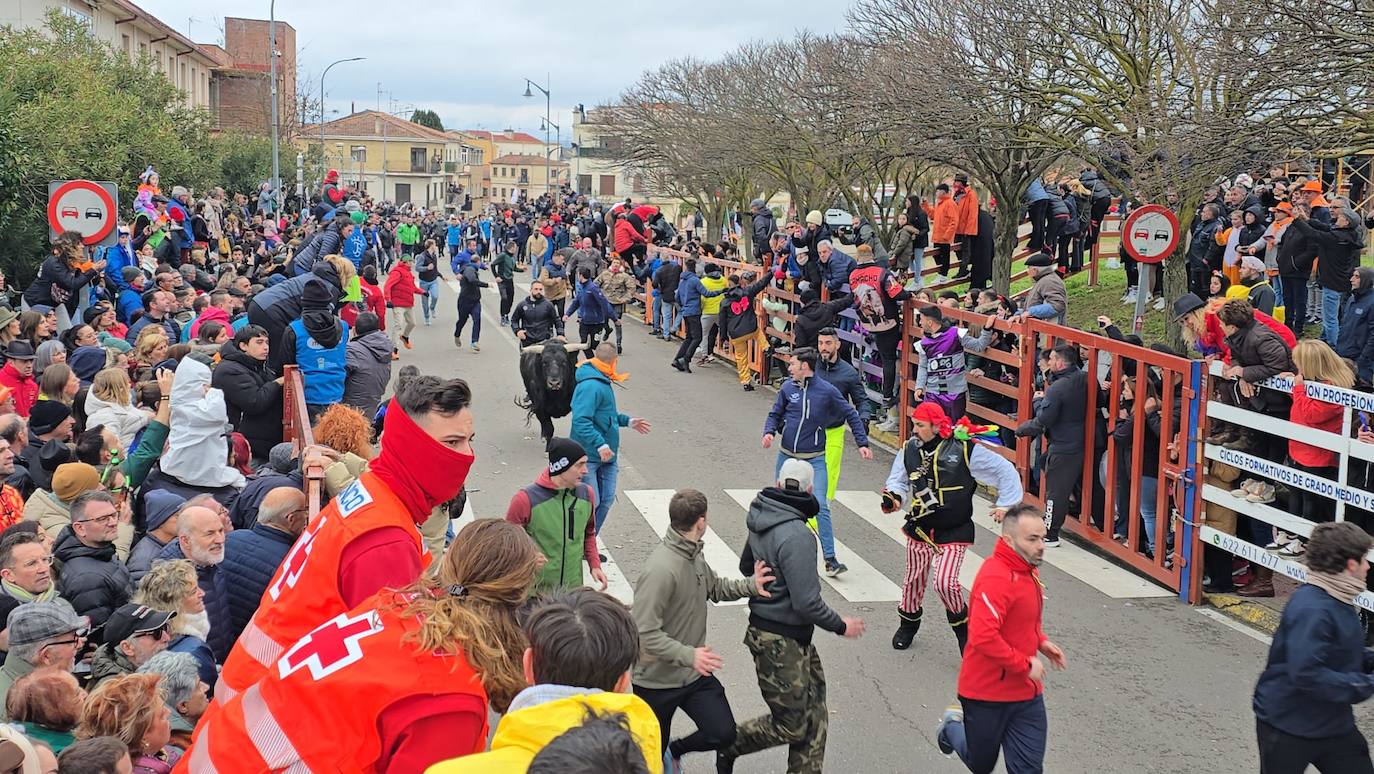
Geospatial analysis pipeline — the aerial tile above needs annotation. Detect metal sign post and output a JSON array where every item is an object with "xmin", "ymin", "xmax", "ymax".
[{"xmin": 1120, "ymin": 203, "xmax": 1181, "ymax": 333}]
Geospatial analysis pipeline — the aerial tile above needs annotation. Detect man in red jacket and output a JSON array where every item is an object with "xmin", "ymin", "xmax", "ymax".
[{"xmin": 937, "ymin": 503, "xmax": 1065, "ymax": 774}]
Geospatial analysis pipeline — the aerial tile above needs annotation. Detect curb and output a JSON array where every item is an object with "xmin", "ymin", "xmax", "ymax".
[{"xmin": 1202, "ymin": 592, "xmax": 1281, "ymax": 634}]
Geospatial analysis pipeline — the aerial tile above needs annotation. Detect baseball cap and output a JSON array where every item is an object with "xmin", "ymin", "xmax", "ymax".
[
  {"xmin": 778, "ymin": 457, "xmax": 815, "ymax": 492},
  {"xmin": 102, "ymin": 604, "xmax": 175, "ymax": 646},
  {"xmin": 7, "ymin": 600, "xmax": 85, "ymax": 647}
]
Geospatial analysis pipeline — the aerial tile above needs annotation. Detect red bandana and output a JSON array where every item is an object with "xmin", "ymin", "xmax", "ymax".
[
  {"xmin": 369, "ymin": 398, "xmax": 475, "ymax": 522},
  {"xmin": 910, "ymin": 401, "xmax": 953, "ymax": 438}
]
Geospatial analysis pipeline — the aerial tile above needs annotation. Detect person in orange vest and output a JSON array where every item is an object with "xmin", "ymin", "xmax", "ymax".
[
  {"xmin": 212, "ymin": 375, "xmax": 476, "ymax": 707},
  {"xmin": 951, "ymin": 174, "xmax": 980, "ymax": 279},
  {"xmin": 931, "ymin": 183, "xmax": 960, "ymax": 277},
  {"xmin": 177, "ymin": 519, "xmax": 537, "ymax": 773}
]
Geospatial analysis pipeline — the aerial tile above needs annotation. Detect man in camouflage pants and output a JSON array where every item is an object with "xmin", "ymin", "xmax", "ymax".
[{"xmin": 723, "ymin": 458, "xmax": 867, "ymax": 773}]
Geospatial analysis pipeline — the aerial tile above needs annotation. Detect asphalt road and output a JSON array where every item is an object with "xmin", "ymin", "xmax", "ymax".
[{"xmin": 387, "ymin": 273, "xmax": 1368, "ymax": 773}]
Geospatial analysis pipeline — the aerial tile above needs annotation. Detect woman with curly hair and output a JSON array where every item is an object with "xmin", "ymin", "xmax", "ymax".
[
  {"xmin": 133, "ymin": 559, "xmax": 217, "ymax": 692},
  {"xmin": 312, "ymin": 403, "xmax": 375, "ymax": 460},
  {"xmin": 186, "ymin": 519, "xmax": 538, "ymax": 772},
  {"xmin": 75, "ymin": 673, "xmax": 180, "ymax": 773}
]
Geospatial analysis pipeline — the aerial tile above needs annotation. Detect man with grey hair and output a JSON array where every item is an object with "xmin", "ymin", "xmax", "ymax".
[
  {"xmin": 0, "ymin": 600, "xmax": 85, "ymax": 720},
  {"xmin": 814, "ymin": 240, "xmax": 856, "ymax": 295},
  {"xmin": 156, "ymin": 503, "xmax": 230, "ymax": 662},
  {"xmin": 54, "ymin": 490, "xmax": 131, "ymax": 634},
  {"xmin": 139, "ymin": 650, "xmax": 209, "ymax": 749},
  {"xmin": 220, "ymin": 487, "xmax": 309, "ymax": 643}
]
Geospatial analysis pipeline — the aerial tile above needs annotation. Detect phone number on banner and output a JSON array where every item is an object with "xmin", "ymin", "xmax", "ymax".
[{"xmin": 1202, "ymin": 526, "xmax": 1374, "ymax": 613}]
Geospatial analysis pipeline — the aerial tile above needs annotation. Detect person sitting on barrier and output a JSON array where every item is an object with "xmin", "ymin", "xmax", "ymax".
[
  {"xmin": 913, "ymin": 305, "xmax": 992, "ymax": 423},
  {"xmin": 1022, "ymin": 252, "xmax": 1067, "ymax": 324}
]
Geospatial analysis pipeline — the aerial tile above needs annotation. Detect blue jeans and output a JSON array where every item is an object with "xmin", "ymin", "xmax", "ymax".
[
  {"xmin": 1322, "ymin": 287, "xmax": 1343, "ymax": 345},
  {"xmin": 940, "ymin": 695, "xmax": 1047, "ymax": 774},
  {"xmin": 584, "ymin": 458, "xmax": 619, "ymax": 534},
  {"xmin": 418, "ymin": 278, "xmax": 440, "ymax": 320},
  {"xmin": 660, "ymin": 302, "xmax": 680, "ymax": 338},
  {"xmin": 651, "ymin": 295, "xmax": 663, "ymax": 332},
  {"xmin": 774, "ymin": 452, "xmax": 835, "ymax": 559},
  {"xmin": 1139, "ymin": 475, "xmax": 1159, "ymax": 554}
]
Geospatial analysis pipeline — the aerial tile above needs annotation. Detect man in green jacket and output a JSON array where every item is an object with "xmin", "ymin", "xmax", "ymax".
[
  {"xmin": 632, "ymin": 489, "xmax": 772, "ymax": 772},
  {"xmin": 395, "ymin": 215, "xmax": 421, "ymax": 258},
  {"xmin": 505, "ymin": 438, "xmax": 607, "ymax": 593}
]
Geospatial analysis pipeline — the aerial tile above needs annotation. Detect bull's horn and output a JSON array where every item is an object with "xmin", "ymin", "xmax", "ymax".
[
  {"xmin": 522, "ymin": 345, "xmax": 546, "ymax": 354},
  {"xmin": 563, "ymin": 342, "xmax": 588, "ymax": 352}
]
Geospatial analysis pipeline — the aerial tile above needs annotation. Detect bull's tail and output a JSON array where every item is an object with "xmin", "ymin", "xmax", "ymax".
[{"xmin": 513, "ymin": 394, "xmax": 535, "ymax": 428}]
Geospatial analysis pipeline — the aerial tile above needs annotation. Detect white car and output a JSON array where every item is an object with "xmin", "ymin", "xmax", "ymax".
[{"xmin": 824, "ymin": 208, "xmax": 854, "ymax": 231}]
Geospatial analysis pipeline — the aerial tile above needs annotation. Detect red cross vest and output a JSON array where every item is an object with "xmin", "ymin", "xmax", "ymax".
[
  {"xmin": 178, "ymin": 593, "xmax": 488, "ymax": 773},
  {"xmin": 215, "ymin": 471, "xmax": 431, "ymax": 706}
]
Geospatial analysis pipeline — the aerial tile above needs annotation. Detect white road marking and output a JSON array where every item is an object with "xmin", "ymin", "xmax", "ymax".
[
  {"xmin": 833, "ymin": 490, "xmax": 983, "ymax": 589},
  {"xmin": 723, "ymin": 489, "xmax": 902, "ymax": 602},
  {"xmin": 624, "ymin": 490, "xmax": 748, "ymax": 606},
  {"xmin": 594, "ymin": 537, "xmax": 635, "ymax": 605},
  {"xmin": 1196, "ymin": 608, "xmax": 1273, "ymax": 646}
]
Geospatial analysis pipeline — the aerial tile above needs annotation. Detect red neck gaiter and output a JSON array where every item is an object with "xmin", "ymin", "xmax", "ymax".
[{"xmin": 369, "ymin": 398, "xmax": 474, "ymax": 522}]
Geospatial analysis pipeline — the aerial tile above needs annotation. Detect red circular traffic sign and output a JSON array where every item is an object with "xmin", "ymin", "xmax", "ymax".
[
  {"xmin": 47, "ymin": 180, "xmax": 116, "ymax": 246},
  {"xmin": 1121, "ymin": 204, "xmax": 1180, "ymax": 265}
]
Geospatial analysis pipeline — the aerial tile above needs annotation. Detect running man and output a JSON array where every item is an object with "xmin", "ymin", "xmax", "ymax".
[{"xmin": 814, "ymin": 327, "xmax": 871, "ymax": 531}]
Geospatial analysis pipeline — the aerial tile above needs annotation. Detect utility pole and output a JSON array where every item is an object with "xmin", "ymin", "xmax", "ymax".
[
  {"xmin": 524, "ymin": 76, "xmax": 552, "ymax": 197},
  {"xmin": 269, "ymin": 1, "xmax": 279, "ymax": 207}
]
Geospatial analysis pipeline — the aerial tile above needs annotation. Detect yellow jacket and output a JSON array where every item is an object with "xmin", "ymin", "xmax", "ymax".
[
  {"xmin": 425, "ymin": 688, "xmax": 662, "ymax": 774},
  {"xmin": 700, "ymin": 274, "xmax": 729, "ymax": 316}
]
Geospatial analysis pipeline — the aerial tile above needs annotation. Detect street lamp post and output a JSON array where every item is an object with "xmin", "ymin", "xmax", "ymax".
[
  {"xmin": 319, "ymin": 57, "xmax": 365, "ymax": 187},
  {"xmin": 542, "ymin": 117, "xmax": 561, "ymax": 193},
  {"xmin": 523, "ymin": 76, "xmax": 551, "ymax": 197},
  {"xmin": 269, "ymin": 0, "xmax": 278, "ymax": 204}
]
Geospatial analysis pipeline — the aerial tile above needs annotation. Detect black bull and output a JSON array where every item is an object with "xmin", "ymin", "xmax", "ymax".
[{"xmin": 516, "ymin": 339, "xmax": 586, "ymax": 442}]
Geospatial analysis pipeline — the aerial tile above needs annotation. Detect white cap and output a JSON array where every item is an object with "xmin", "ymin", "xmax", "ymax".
[{"xmin": 778, "ymin": 458, "xmax": 815, "ymax": 492}]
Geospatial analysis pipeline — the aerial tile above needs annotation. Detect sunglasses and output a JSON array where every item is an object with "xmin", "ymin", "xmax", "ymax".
[{"xmin": 135, "ymin": 623, "xmax": 170, "ymax": 640}]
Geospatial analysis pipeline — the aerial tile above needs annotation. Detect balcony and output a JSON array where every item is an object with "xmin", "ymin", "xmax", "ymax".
[{"xmin": 577, "ymin": 146, "xmax": 618, "ymax": 159}]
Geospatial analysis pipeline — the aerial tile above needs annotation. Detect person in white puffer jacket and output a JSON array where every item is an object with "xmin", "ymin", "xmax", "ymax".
[{"xmin": 84, "ymin": 367, "xmax": 152, "ymax": 451}]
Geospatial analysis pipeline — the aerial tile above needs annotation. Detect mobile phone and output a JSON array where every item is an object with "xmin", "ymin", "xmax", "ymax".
[{"xmin": 1360, "ymin": 411, "xmax": 1370, "ymax": 432}]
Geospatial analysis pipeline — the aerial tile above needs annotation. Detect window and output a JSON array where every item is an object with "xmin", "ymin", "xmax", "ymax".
[
  {"xmin": 518, "ymin": 169, "xmax": 528, "ymax": 185},
  {"xmin": 409, "ymin": 147, "xmax": 427, "ymax": 173},
  {"xmin": 578, "ymin": 174, "xmax": 592, "ymax": 194},
  {"xmin": 60, "ymin": 5, "xmax": 91, "ymax": 29},
  {"xmin": 498, "ymin": 167, "xmax": 505, "ymax": 178},
  {"xmin": 351, "ymin": 147, "xmax": 367, "ymax": 163},
  {"xmin": 140, "ymin": 42, "xmax": 148, "ymax": 58},
  {"xmin": 460, "ymin": 147, "xmax": 469, "ymax": 164},
  {"xmin": 122, "ymin": 35, "xmax": 131, "ymax": 56},
  {"xmin": 599, "ymin": 175, "xmax": 616, "ymax": 196},
  {"xmin": 632, "ymin": 175, "xmax": 645, "ymax": 193}
]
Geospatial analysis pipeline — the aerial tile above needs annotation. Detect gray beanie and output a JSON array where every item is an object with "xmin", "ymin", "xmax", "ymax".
[{"xmin": 269, "ymin": 442, "xmax": 297, "ymax": 474}]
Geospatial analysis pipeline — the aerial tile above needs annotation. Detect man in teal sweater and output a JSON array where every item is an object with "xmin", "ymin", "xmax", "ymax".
[{"xmin": 569, "ymin": 342, "xmax": 651, "ymax": 534}]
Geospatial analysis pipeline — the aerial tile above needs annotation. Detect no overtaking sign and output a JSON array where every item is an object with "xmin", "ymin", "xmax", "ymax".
[{"xmin": 47, "ymin": 180, "xmax": 119, "ymax": 247}]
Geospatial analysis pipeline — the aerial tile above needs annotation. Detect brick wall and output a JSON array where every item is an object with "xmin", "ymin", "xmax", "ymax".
[{"xmin": 220, "ymin": 18, "xmax": 296, "ymax": 134}]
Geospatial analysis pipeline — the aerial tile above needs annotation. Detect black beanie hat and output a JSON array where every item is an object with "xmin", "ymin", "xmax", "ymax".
[
  {"xmin": 546, "ymin": 437, "xmax": 586, "ymax": 476},
  {"xmin": 30, "ymin": 401, "xmax": 72, "ymax": 436},
  {"xmin": 301, "ymin": 279, "xmax": 333, "ymax": 310}
]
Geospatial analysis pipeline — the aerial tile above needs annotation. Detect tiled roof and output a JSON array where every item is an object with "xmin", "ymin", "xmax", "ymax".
[
  {"xmin": 491, "ymin": 154, "xmax": 568, "ymax": 166},
  {"xmin": 303, "ymin": 111, "xmax": 453, "ymax": 142}
]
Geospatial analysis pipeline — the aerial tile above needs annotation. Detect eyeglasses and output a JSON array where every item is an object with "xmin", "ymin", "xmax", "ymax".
[
  {"xmin": 136, "ymin": 623, "xmax": 170, "ymax": 640},
  {"xmin": 18, "ymin": 555, "xmax": 54, "ymax": 570},
  {"xmin": 75, "ymin": 511, "xmax": 118, "ymax": 526}
]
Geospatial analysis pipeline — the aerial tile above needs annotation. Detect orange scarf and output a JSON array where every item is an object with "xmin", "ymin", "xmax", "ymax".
[{"xmin": 590, "ymin": 356, "xmax": 629, "ymax": 383}]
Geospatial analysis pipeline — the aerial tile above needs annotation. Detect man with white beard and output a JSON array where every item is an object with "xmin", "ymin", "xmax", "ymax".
[{"xmin": 157, "ymin": 502, "xmax": 230, "ymax": 662}]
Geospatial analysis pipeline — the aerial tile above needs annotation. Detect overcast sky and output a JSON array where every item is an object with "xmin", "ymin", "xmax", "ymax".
[{"xmin": 135, "ymin": 0, "xmax": 851, "ymax": 136}]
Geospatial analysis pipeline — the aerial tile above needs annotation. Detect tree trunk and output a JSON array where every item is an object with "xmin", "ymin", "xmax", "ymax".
[
  {"xmin": 1162, "ymin": 247, "xmax": 1188, "ymax": 352},
  {"xmin": 991, "ymin": 210, "xmax": 1021, "ymax": 296}
]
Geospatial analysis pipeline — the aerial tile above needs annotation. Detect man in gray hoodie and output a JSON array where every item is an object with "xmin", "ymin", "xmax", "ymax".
[
  {"xmin": 632, "ymin": 489, "xmax": 772, "ymax": 771},
  {"xmin": 720, "ymin": 459, "xmax": 866, "ymax": 774}
]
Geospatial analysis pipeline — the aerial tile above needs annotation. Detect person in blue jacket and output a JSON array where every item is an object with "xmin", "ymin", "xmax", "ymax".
[
  {"xmin": 446, "ymin": 215, "xmax": 463, "ymax": 258},
  {"xmin": 637, "ymin": 253, "xmax": 665, "ymax": 335},
  {"xmin": 569, "ymin": 341, "xmax": 651, "ymax": 534},
  {"xmin": 1253, "ymin": 521, "xmax": 1374, "ymax": 773},
  {"xmin": 450, "ymin": 239, "xmax": 477, "ymax": 275},
  {"xmin": 102, "ymin": 227, "xmax": 137, "ymax": 296},
  {"xmin": 564, "ymin": 268, "xmax": 618, "ymax": 350},
  {"xmin": 671, "ymin": 258, "xmax": 726, "ymax": 373},
  {"xmin": 763, "ymin": 346, "xmax": 872, "ymax": 577},
  {"xmin": 341, "ymin": 210, "xmax": 368, "ymax": 270}
]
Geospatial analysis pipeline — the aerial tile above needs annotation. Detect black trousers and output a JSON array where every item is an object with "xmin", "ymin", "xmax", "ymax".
[
  {"xmin": 1281, "ymin": 276, "xmax": 1306, "ymax": 337},
  {"xmin": 1257, "ymin": 719, "xmax": 1374, "ymax": 774},
  {"xmin": 875, "ymin": 328, "xmax": 902, "ymax": 408},
  {"xmin": 676, "ymin": 314, "xmax": 704, "ymax": 363},
  {"xmin": 934, "ymin": 243, "xmax": 953, "ymax": 274},
  {"xmin": 1087, "ymin": 198, "xmax": 1110, "ymax": 250},
  {"xmin": 635, "ymin": 675, "xmax": 738, "ymax": 758},
  {"xmin": 497, "ymin": 278, "xmax": 514, "ymax": 318},
  {"xmin": 579, "ymin": 322, "xmax": 604, "ymax": 350},
  {"xmin": 1026, "ymin": 200, "xmax": 1048, "ymax": 252},
  {"xmin": 1043, "ymin": 450, "xmax": 1083, "ymax": 540}
]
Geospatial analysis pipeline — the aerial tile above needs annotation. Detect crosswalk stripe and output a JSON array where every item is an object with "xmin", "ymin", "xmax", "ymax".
[
  {"xmin": 722, "ymin": 489, "xmax": 903, "ymax": 602},
  {"xmin": 966, "ymin": 509, "xmax": 1172, "ymax": 599},
  {"xmin": 623, "ymin": 490, "xmax": 747, "ymax": 606},
  {"xmin": 595, "ymin": 537, "xmax": 635, "ymax": 605},
  {"xmin": 832, "ymin": 490, "xmax": 983, "ymax": 589}
]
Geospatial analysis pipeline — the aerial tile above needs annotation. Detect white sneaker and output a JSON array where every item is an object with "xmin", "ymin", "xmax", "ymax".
[
  {"xmin": 876, "ymin": 417, "xmax": 900, "ymax": 433},
  {"xmin": 1153, "ymin": 296, "xmax": 1166, "ymax": 311},
  {"xmin": 1121, "ymin": 287, "xmax": 1137, "ymax": 304}
]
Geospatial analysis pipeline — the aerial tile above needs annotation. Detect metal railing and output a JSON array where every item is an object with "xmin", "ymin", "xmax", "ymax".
[{"xmin": 281, "ymin": 365, "xmax": 326, "ymax": 519}]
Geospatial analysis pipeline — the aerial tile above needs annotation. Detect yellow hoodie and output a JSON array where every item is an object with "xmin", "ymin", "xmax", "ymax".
[
  {"xmin": 425, "ymin": 689, "xmax": 663, "ymax": 774},
  {"xmin": 700, "ymin": 273, "xmax": 730, "ymax": 316}
]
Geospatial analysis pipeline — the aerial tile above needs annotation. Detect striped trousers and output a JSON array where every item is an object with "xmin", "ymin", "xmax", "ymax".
[{"xmin": 902, "ymin": 539, "xmax": 968, "ymax": 614}]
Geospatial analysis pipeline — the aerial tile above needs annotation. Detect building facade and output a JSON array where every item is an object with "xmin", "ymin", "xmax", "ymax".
[
  {"xmin": 571, "ymin": 105, "xmax": 679, "ymax": 218},
  {"xmin": 489, "ymin": 154, "xmax": 569, "ymax": 203},
  {"xmin": 205, "ymin": 18, "xmax": 297, "ymax": 135},
  {"xmin": 3, "ymin": 0, "xmax": 218, "ymax": 110},
  {"xmin": 302, "ymin": 111, "xmax": 453, "ymax": 208}
]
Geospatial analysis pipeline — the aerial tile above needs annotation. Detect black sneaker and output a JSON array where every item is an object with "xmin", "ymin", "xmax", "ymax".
[
  {"xmin": 598, "ymin": 552, "xmax": 607, "ymax": 563},
  {"xmin": 743, "ymin": 383, "xmax": 755, "ymax": 391},
  {"xmin": 824, "ymin": 558, "xmax": 848, "ymax": 577}
]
